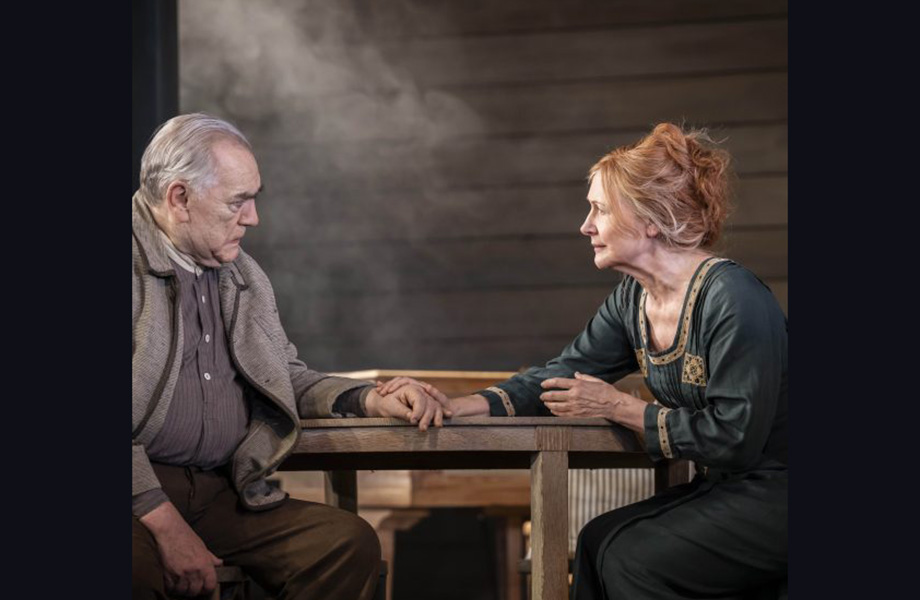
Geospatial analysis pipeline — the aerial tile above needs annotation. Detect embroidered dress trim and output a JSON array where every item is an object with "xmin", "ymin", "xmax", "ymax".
[
  {"xmin": 681, "ymin": 353, "xmax": 707, "ymax": 387},
  {"xmin": 657, "ymin": 407, "xmax": 674, "ymax": 459},
  {"xmin": 635, "ymin": 348, "xmax": 648, "ymax": 377},
  {"xmin": 486, "ymin": 386, "xmax": 515, "ymax": 417},
  {"xmin": 639, "ymin": 257, "xmax": 727, "ymax": 366}
]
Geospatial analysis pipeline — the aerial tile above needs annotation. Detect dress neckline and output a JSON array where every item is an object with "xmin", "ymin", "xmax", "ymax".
[{"xmin": 638, "ymin": 256, "xmax": 727, "ymax": 366}]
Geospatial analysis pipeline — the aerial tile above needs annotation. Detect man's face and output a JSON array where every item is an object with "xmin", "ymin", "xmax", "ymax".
[{"xmin": 182, "ymin": 140, "xmax": 261, "ymax": 267}]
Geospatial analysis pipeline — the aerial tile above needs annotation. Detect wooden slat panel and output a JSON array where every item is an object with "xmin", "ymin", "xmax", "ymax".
[
  {"xmin": 358, "ymin": 0, "xmax": 788, "ymax": 38},
  {"xmin": 272, "ymin": 268, "xmax": 785, "ymax": 344},
  {"xmin": 380, "ymin": 20, "xmax": 787, "ymax": 87},
  {"xmin": 283, "ymin": 273, "xmax": 786, "ymax": 372},
  {"xmin": 247, "ymin": 227, "xmax": 785, "ymax": 297},
  {"xmin": 309, "ymin": 72, "xmax": 787, "ymax": 142},
  {"xmin": 279, "ymin": 287, "xmax": 616, "ymax": 343},
  {"xmin": 714, "ymin": 228, "xmax": 787, "ymax": 278},
  {"xmin": 730, "ymin": 176, "xmax": 787, "ymax": 227},
  {"xmin": 255, "ymin": 124, "xmax": 787, "ymax": 192},
  {"xmin": 290, "ymin": 335, "xmax": 592, "ymax": 373},
  {"xmin": 248, "ymin": 174, "xmax": 786, "ymax": 244}
]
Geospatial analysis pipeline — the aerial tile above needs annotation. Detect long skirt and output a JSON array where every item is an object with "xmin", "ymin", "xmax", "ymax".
[{"xmin": 571, "ymin": 468, "xmax": 787, "ymax": 600}]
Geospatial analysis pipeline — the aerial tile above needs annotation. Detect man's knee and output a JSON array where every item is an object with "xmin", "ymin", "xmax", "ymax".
[{"xmin": 332, "ymin": 510, "xmax": 381, "ymax": 567}]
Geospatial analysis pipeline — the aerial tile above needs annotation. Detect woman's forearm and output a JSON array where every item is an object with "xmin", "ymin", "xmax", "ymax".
[{"xmin": 448, "ymin": 394, "xmax": 491, "ymax": 417}]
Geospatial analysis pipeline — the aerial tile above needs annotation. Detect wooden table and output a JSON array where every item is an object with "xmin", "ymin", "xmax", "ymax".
[{"xmin": 279, "ymin": 416, "xmax": 674, "ymax": 600}]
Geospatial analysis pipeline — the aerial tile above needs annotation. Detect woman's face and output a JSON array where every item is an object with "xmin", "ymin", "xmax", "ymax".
[{"xmin": 580, "ymin": 174, "xmax": 649, "ymax": 270}]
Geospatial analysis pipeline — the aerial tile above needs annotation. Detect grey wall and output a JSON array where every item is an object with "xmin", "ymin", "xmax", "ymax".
[{"xmin": 178, "ymin": 0, "xmax": 787, "ymax": 372}]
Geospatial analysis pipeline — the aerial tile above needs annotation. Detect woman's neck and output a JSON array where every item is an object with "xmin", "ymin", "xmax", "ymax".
[{"xmin": 617, "ymin": 246, "xmax": 713, "ymax": 304}]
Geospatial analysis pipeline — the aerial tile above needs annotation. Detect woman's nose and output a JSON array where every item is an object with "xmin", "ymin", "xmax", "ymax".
[{"xmin": 580, "ymin": 215, "xmax": 595, "ymax": 236}]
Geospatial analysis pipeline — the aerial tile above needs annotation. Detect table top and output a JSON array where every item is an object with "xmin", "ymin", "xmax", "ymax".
[{"xmin": 280, "ymin": 417, "xmax": 652, "ymax": 471}]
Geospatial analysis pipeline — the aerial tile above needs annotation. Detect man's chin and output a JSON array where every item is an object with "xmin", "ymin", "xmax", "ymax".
[{"xmin": 216, "ymin": 247, "xmax": 241, "ymax": 264}]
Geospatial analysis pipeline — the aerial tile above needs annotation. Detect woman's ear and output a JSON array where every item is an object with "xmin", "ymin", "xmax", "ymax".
[{"xmin": 645, "ymin": 222, "xmax": 660, "ymax": 239}]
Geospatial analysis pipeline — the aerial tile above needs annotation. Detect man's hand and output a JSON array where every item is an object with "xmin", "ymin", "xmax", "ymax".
[
  {"xmin": 139, "ymin": 501, "xmax": 223, "ymax": 597},
  {"xmin": 376, "ymin": 377, "xmax": 490, "ymax": 417},
  {"xmin": 540, "ymin": 372, "xmax": 646, "ymax": 432},
  {"xmin": 365, "ymin": 384, "xmax": 445, "ymax": 431},
  {"xmin": 374, "ymin": 377, "xmax": 451, "ymax": 414}
]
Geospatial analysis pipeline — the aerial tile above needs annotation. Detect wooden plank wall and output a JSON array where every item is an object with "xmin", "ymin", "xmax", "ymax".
[{"xmin": 178, "ymin": 0, "xmax": 787, "ymax": 372}]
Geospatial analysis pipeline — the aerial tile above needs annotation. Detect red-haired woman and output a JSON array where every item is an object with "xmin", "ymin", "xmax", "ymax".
[{"xmin": 381, "ymin": 123, "xmax": 788, "ymax": 599}]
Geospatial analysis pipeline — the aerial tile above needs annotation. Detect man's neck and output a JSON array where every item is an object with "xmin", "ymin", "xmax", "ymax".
[
  {"xmin": 146, "ymin": 198, "xmax": 206, "ymax": 276},
  {"xmin": 158, "ymin": 230, "xmax": 204, "ymax": 276}
]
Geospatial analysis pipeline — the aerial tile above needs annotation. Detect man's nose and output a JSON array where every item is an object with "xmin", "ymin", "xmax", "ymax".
[{"xmin": 240, "ymin": 200, "xmax": 259, "ymax": 227}]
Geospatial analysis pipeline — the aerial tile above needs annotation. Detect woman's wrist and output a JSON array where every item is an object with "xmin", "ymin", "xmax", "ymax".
[
  {"xmin": 449, "ymin": 394, "xmax": 490, "ymax": 417},
  {"xmin": 605, "ymin": 389, "xmax": 646, "ymax": 432}
]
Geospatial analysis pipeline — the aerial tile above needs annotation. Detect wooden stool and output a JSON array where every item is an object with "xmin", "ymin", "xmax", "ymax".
[
  {"xmin": 211, "ymin": 565, "xmax": 249, "ymax": 600},
  {"xmin": 210, "ymin": 561, "xmax": 388, "ymax": 600}
]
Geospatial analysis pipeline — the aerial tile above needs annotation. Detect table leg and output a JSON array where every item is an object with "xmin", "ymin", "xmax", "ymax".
[
  {"xmin": 654, "ymin": 459, "xmax": 692, "ymax": 493},
  {"xmin": 530, "ymin": 451, "xmax": 568, "ymax": 600},
  {"xmin": 324, "ymin": 470, "xmax": 358, "ymax": 513}
]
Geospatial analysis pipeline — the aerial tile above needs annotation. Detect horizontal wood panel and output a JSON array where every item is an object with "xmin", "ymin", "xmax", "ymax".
[
  {"xmin": 248, "ymin": 175, "xmax": 786, "ymax": 244},
  {"xmin": 358, "ymin": 0, "xmax": 788, "ymax": 38},
  {"xmin": 380, "ymin": 20, "xmax": 788, "ymax": 87},
  {"xmin": 248, "ymin": 228, "xmax": 786, "ymax": 297},
  {"xmin": 256, "ymin": 124, "xmax": 787, "ymax": 192},
  {"xmin": 297, "ymin": 72, "xmax": 787, "ymax": 142},
  {"xmin": 280, "ymin": 286, "xmax": 617, "ymax": 344},
  {"xmin": 274, "ymin": 275, "xmax": 786, "ymax": 348},
  {"xmin": 286, "ymin": 278, "xmax": 784, "ymax": 372},
  {"xmin": 291, "ymin": 335, "xmax": 595, "ymax": 373}
]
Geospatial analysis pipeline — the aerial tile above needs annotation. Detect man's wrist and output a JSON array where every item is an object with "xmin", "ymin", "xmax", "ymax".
[
  {"xmin": 138, "ymin": 501, "xmax": 183, "ymax": 537},
  {"xmin": 364, "ymin": 389, "xmax": 383, "ymax": 417}
]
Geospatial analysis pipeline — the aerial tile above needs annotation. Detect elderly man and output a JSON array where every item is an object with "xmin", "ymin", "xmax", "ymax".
[{"xmin": 133, "ymin": 113, "xmax": 447, "ymax": 600}]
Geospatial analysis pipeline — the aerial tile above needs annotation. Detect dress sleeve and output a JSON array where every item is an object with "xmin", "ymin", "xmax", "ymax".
[
  {"xmin": 644, "ymin": 268, "xmax": 787, "ymax": 470},
  {"xmin": 483, "ymin": 281, "xmax": 640, "ymax": 416}
]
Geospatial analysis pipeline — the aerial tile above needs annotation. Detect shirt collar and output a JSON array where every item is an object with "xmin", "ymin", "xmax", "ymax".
[{"xmin": 158, "ymin": 230, "xmax": 205, "ymax": 277}]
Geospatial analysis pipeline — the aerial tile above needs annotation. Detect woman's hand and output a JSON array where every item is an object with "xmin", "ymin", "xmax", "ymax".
[{"xmin": 539, "ymin": 372, "xmax": 646, "ymax": 431}]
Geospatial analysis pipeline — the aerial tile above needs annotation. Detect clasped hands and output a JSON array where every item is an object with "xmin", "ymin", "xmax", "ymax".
[
  {"xmin": 370, "ymin": 372, "xmax": 646, "ymax": 430},
  {"xmin": 365, "ymin": 377, "xmax": 454, "ymax": 431}
]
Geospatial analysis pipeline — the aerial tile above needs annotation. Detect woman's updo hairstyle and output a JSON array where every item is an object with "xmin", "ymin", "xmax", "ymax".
[{"xmin": 588, "ymin": 123, "xmax": 732, "ymax": 249}]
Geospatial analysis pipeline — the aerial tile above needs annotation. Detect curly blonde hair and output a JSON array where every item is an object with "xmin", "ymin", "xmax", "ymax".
[{"xmin": 588, "ymin": 123, "xmax": 733, "ymax": 249}]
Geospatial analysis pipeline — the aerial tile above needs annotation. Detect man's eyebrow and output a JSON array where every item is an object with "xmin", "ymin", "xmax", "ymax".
[{"xmin": 235, "ymin": 184, "xmax": 264, "ymax": 200}]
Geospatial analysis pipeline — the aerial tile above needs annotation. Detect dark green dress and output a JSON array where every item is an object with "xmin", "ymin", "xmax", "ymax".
[{"xmin": 479, "ymin": 257, "xmax": 788, "ymax": 599}]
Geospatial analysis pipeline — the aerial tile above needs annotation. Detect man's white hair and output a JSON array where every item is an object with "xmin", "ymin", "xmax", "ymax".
[{"xmin": 138, "ymin": 113, "xmax": 252, "ymax": 205}]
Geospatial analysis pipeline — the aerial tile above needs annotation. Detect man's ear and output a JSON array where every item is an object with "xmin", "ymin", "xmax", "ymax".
[{"xmin": 164, "ymin": 181, "xmax": 191, "ymax": 223}]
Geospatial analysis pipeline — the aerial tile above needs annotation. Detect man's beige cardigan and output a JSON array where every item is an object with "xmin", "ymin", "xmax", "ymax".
[{"xmin": 132, "ymin": 194, "xmax": 370, "ymax": 510}]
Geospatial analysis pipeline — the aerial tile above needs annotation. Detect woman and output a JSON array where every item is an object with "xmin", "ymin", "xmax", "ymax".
[{"xmin": 380, "ymin": 123, "xmax": 788, "ymax": 599}]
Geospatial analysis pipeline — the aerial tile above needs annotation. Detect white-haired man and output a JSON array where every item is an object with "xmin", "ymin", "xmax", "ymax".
[{"xmin": 132, "ymin": 113, "xmax": 447, "ymax": 599}]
